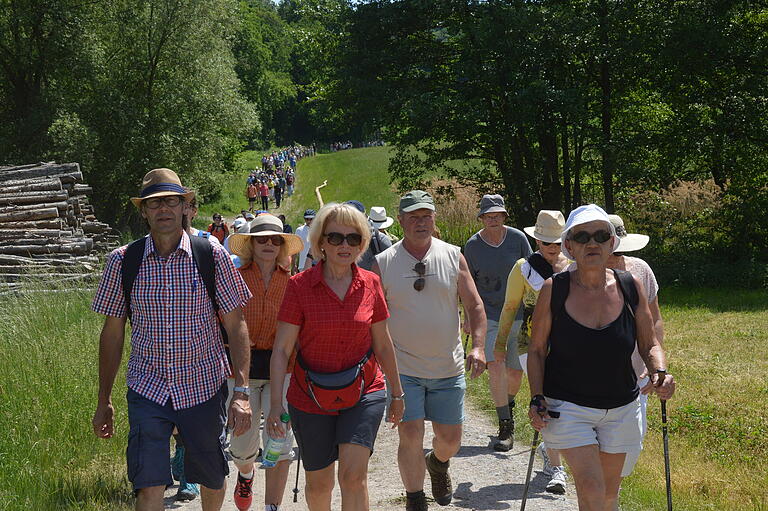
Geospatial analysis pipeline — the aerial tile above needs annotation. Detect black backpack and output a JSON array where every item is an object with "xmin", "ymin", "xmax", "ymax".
[
  {"xmin": 121, "ymin": 235, "xmax": 227, "ymax": 343},
  {"xmin": 550, "ymin": 269, "xmax": 638, "ymax": 321}
]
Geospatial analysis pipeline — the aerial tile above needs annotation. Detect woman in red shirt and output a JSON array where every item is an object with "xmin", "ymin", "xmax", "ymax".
[
  {"xmin": 268, "ymin": 203, "xmax": 404, "ymax": 511},
  {"xmin": 259, "ymin": 181, "xmax": 269, "ymax": 211}
]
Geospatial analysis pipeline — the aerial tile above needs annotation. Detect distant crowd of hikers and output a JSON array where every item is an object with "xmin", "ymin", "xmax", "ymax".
[{"xmin": 92, "ymin": 164, "xmax": 674, "ymax": 511}]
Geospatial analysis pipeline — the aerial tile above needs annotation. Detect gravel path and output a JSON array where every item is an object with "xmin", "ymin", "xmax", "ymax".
[{"xmin": 165, "ymin": 399, "xmax": 578, "ymax": 511}]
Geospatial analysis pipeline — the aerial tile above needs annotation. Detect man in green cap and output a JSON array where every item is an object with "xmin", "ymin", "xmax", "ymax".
[{"xmin": 373, "ymin": 190, "xmax": 487, "ymax": 511}]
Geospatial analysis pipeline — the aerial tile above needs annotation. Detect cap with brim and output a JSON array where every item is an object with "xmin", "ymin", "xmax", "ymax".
[
  {"xmin": 228, "ymin": 214, "xmax": 304, "ymax": 261},
  {"xmin": 608, "ymin": 214, "xmax": 650, "ymax": 252},
  {"xmin": 304, "ymin": 209, "xmax": 316, "ymax": 219},
  {"xmin": 130, "ymin": 168, "xmax": 195, "ymax": 208},
  {"xmin": 478, "ymin": 194, "xmax": 508, "ymax": 217},
  {"xmin": 524, "ymin": 210, "xmax": 565, "ymax": 243},
  {"xmin": 561, "ymin": 204, "xmax": 620, "ymax": 260},
  {"xmin": 232, "ymin": 218, "xmax": 249, "ymax": 234},
  {"xmin": 368, "ymin": 206, "xmax": 394, "ymax": 230},
  {"xmin": 399, "ymin": 190, "xmax": 435, "ymax": 213}
]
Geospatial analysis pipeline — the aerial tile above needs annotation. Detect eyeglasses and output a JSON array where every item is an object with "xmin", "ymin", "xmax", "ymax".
[
  {"xmin": 144, "ymin": 196, "xmax": 183, "ymax": 209},
  {"xmin": 413, "ymin": 261, "xmax": 426, "ymax": 291},
  {"xmin": 541, "ymin": 241, "xmax": 561, "ymax": 247},
  {"xmin": 324, "ymin": 232, "xmax": 362, "ymax": 247},
  {"xmin": 255, "ymin": 235, "xmax": 285, "ymax": 246},
  {"xmin": 570, "ymin": 230, "xmax": 612, "ymax": 244}
]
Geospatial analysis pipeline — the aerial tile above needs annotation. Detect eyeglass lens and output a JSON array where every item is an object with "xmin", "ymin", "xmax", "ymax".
[
  {"xmin": 541, "ymin": 241, "xmax": 561, "ymax": 247},
  {"xmin": 255, "ymin": 235, "xmax": 285, "ymax": 245},
  {"xmin": 325, "ymin": 232, "xmax": 362, "ymax": 246},
  {"xmin": 145, "ymin": 196, "xmax": 182, "ymax": 209},
  {"xmin": 572, "ymin": 230, "xmax": 612, "ymax": 244},
  {"xmin": 413, "ymin": 261, "xmax": 426, "ymax": 291}
]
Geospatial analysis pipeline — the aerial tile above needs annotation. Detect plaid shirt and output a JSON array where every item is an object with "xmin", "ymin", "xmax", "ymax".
[
  {"xmin": 92, "ymin": 232, "xmax": 252, "ymax": 410},
  {"xmin": 278, "ymin": 261, "xmax": 388, "ymax": 415}
]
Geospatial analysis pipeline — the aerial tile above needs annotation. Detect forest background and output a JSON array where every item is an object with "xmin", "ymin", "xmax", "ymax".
[{"xmin": 1, "ymin": 0, "xmax": 766, "ymax": 285}]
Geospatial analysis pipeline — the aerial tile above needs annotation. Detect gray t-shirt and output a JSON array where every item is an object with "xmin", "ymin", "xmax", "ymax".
[
  {"xmin": 464, "ymin": 226, "xmax": 532, "ymax": 321},
  {"xmin": 357, "ymin": 229, "xmax": 392, "ymax": 271}
]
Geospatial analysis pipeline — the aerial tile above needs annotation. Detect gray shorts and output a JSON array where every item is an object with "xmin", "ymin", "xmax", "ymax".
[{"xmin": 484, "ymin": 319, "xmax": 523, "ymax": 370}]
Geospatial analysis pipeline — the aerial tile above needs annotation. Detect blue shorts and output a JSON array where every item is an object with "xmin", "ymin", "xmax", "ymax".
[
  {"xmin": 397, "ymin": 373, "xmax": 465, "ymax": 425},
  {"xmin": 126, "ymin": 382, "xmax": 229, "ymax": 491}
]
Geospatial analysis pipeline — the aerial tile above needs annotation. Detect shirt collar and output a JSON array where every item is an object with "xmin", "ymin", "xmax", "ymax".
[
  {"xmin": 308, "ymin": 260, "xmax": 363, "ymax": 289},
  {"xmin": 143, "ymin": 231, "xmax": 192, "ymax": 260}
]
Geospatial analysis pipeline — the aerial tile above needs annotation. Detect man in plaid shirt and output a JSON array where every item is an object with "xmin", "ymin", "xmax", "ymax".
[{"xmin": 91, "ymin": 168, "xmax": 253, "ymax": 510}]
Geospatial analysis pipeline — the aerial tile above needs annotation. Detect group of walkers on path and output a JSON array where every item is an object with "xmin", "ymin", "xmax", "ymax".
[
  {"xmin": 247, "ymin": 146, "xmax": 309, "ymax": 213},
  {"xmin": 91, "ymin": 167, "xmax": 675, "ymax": 511}
]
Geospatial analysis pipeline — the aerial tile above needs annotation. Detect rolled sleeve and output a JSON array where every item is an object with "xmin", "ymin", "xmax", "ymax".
[
  {"xmin": 277, "ymin": 279, "xmax": 303, "ymax": 326},
  {"xmin": 91, "ymin": 247, "xmax": 128, "ymax": 318},
  {"xmin": 212, "ymin": 244, "xmax": 251, "ymax": 314}
]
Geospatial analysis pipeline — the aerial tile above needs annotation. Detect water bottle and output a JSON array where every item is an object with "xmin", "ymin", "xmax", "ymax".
[{"xmin": 261, "ymin": 413, "xmax": 290, "ymax": 468}]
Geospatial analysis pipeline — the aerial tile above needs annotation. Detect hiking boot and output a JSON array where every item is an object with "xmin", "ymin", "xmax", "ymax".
[
  {"xmin": 493, "ymin": 419, "xmax": 514, "ymax": 451},
  {"xmin": 405, "ymin": 491, "xmax": 429, "ymax": 511},
  {"xmin": 537, "ymin": 442, "xmax": 553, "ymax": 476},
  {"xmin": 546, "ymin": 465, "xmax": 567, "ymax": 495},
  {"xmin": 425, "ymin": 451, "xmax": 452, "ymax": 506},
  {"xmin": 175, "ymin": 481, "xmax": 199, "ymax": 501},
  {"xmin": 171, "ymin": 446, "xmax": 185, "ymax": 481},
  {"xmin": 234, "ymin": 472, "xmax": 254, "ymax": 510}
]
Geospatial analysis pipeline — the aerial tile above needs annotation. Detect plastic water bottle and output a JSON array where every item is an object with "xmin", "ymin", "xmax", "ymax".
[{"xmin": 261, "ymin": 413, "xmax": 290, "ymax": 468}]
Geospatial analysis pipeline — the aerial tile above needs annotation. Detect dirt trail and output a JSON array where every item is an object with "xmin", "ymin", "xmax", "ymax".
[{"xmin": 166, "ymin": 398, "xmax": 578, "ymax": 511}]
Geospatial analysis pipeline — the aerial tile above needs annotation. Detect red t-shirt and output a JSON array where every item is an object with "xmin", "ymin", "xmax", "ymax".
[
  {"xmin": 278, "ymin": 261, "xmax": 389, "ymax": 415},
  {"xmin": 259, "ymin": 184, "xmax": 269, "ymax": 197}
]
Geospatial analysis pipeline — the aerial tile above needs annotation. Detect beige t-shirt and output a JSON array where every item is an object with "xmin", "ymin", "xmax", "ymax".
[{"xmin": 376, "ymin": 238, "xmax": 464, "ymax": 378}]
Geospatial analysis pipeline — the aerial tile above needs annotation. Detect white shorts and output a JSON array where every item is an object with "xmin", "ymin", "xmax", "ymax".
[
  {"xmin": 226, "ymin": 376, "xmax": 295, "ymax": 464},
  {"xmin": 541, "ymin": 396, "xmax": 643, "ymax": 454},
  {"xmin": 621, "ymin": 377, "xmax": 650, "ymax": 476}
]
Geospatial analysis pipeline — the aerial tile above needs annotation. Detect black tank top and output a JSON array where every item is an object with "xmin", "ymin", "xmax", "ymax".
[{"xmin": 544, "ymin": 272, "xmax": 639, "ymax": 409}]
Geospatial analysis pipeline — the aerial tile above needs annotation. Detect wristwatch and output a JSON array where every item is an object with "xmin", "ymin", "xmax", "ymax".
[
  {"xmin": 390, "ymin": 393, "xmax": 405, "ymax": 401},
  {"xmin": 233, "ymin": 386, "xmax": 251, "ymax": 397}
]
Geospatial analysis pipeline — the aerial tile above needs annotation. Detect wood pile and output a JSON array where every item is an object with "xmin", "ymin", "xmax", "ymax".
[{"xmin": 0, "ymin": 162, "xmax": 119, "ymax": 294}]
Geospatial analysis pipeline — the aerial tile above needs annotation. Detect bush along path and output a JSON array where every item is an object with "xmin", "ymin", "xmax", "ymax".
[{"xmin": 167, "ymin": 400, "xmax": 579, "ymax": 510}]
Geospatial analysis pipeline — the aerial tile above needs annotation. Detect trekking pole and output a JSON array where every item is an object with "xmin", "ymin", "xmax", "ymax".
[
  {"xmin": 661, "ymin": 400, "xmax": 672, "ymax": 511},
  {"xmin": 520, "ymin": 430, "xmax": 538, "ymax": 511},
  {"xmin": 292, "ymin": 447, "xmax": 301, "ymax": 503}
]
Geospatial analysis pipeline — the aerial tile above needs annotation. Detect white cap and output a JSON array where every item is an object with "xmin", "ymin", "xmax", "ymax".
[
  {"xmin": 232, "ymin": 218, "xmax": 250, "ymax": 234},
  {"xmin": 561, "ymin": 204, "xmax": 620, "ymax": 260}
]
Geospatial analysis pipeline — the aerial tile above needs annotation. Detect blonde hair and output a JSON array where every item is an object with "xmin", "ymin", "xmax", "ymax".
[{"xmin": 309, "ymin": 203, "xmax": 371, "ymax": 262}]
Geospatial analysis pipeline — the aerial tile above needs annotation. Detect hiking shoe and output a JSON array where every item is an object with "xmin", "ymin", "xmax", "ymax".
[
  {"xmin": 425, "ymin": 451, "xmax": 452, "ymax": 506},
  {"xmin": 175, "ymin": 481, "xmax": 199, "ymax": 501},
  {"xmin": 234, "ymin": 472, "xmax": 254, "ymax": 510},
  {"xmin": 493, "ymin": 419, "xmax": 514, "ymax": 451},
  {"xmin": 405, "ymin": 491, "xmax": 428, "ymax": 511},
  {"xmin": 171, "ymin": 446, "xmax": 185, "ymax": 481},
  {"xmin": 546, "ymin": 465, "xmax": 567, "ymax": 495},
  {"xmin": 537, "ymin": 442, "xmax": 553, "ymax": 476}
]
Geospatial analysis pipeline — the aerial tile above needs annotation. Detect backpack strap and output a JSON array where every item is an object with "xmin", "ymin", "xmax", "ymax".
[
  {"xmin": 527, "ymin": 252, "xmax": 554, "ymax": 280},
  {"xmin": 613, "ymin": 269, "xmax": 639, "ymax": 318},
  {"xmin": 371, "ymin": 230, "xmax": 382, "ymax": 255},
  {"xmin": 121, "ymin": 237, "xmax": 148, "ymax": 321},
  {"xmin": 549, "ymin": 271, "xmax": 571, "ymax": 321},
  {"xmin": 189, "ymin": 234, "xmax": 218, "ymax": 311}
]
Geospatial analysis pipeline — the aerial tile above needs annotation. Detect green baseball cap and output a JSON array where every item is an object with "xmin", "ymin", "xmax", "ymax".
[{"xmin": 399, "ymin": 190, "xmax": 435, "ymax": 213}]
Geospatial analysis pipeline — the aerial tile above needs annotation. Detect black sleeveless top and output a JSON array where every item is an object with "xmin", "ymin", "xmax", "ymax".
[{"xmin": 544, "ymin": 271, "xmax": 639, "ymax": 409}]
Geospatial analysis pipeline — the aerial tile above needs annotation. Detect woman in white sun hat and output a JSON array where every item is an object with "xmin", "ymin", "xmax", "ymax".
[
  {"xmin": 527, "ymin": 204, "xmax": 675, "ymax": 511},
  {"xmin": 494, "ymin": 209, "xmax": 570, "ymax": 493},
  {"xmin": 225, "ymin": 214, "xmax": 304, "ymax": 511}
]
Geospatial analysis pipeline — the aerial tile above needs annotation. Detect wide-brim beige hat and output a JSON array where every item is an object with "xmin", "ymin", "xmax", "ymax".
[
  {"xmin": 130, "ymin": 168, "xmax": 195, "ymax": 208},
  {"xmin": 524, "ymin": 210, "xmax": 566, "ymax": 243},
  {"xmin": 608, "ymin": 214, "xmax": 650, "ymax": 252},
  {"xmin": 228, "ymin": 214, "xmax": 304, "ymax": 261},
  {"xmin": 368, "ymin": 206, "xmax": 394, "ymax": 230}
]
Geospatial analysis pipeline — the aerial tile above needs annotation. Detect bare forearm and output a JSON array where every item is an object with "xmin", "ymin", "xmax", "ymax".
[
  {"xmin": 228, "ymin": 322, "xmax": 251, "ymax": 387},
  {"xmin": 269, "ymin": 350, "xmax": 290, "ymax": 409},
  {"xmin": 527, "ymin": 348, "xmax": 546, "ymax": 396},
  {"xmin": 466, "ymin": 304, "xmax": 487, "ymax": 349},
  {"xmin": 373, "ymin": 341, "xmax": 403, "ymax": 396},
  {"xmin": 97, "ymin": 332, "xmax": 125, "ymax": 404}
]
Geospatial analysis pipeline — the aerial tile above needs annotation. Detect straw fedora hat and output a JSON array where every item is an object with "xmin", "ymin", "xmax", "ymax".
[
  {"xmin": 228, "ymin": 214, "xmax": 303, "ymax": 262},
  {"xmin": 608, "ymin": 214, "xmax": 649, "ymax": 252},
  {"xmin": 368, "ymin": 206, "xmax": 394, "ymax": 230},
  {"xmin": 524, "ymin": 210, "xmax": 566, "ymax": 243},
  {"xmin": 130, "ymin": 168, "xmax": 195, "ymax": 208}
]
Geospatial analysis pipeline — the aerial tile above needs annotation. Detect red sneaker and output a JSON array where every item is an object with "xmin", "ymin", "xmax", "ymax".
[{"xmin": 233, "ymin": 472, "xmax": 254, "ymax": 511}]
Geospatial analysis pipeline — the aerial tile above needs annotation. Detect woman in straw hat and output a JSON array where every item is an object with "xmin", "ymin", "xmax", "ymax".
[
  {"xmin": 225, "ymin": 214, "xmax": 304, "ymax": 511},
  {"xmin": 267, "ymin": 203, "xmax": 404, "ymax": 511},
  {"xmin": 527, "ymin": 204, "xmax": 675, "ymax": 511}
]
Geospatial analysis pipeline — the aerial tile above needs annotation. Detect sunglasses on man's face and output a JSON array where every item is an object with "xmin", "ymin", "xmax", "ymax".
[
  {"xmin": 324, "ymin": 232, "xmax": 362, "ymax": 247},
  {"xmin": 255, "ymin": 235, "xmax": 285, "ymax": 246},
  {"xmin": 571, "ymin": 230, "xmax": 612, "ymax": 244},
  {"xmin": 413, "ymin": 261, "xmax": 426, "ymax": 291}
]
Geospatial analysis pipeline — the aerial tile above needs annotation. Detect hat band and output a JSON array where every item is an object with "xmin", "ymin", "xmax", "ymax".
[
  {"xmin": 251, "ymin": 223, "xmax": 282, "ymax": 234},
  {"xmin": 140, "ymin": 183, "xmax": 186, "ymax": 198}
]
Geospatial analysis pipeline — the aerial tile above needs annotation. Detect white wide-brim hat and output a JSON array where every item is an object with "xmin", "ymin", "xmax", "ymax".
[
  {"xmin": 561, "ymin": 204, "xmax": 620, "ymax": 260},
  {"xmin": 368, "ymin": 206, "xmax": 394, "ymax": 230},
  {"xmin": 228, "ymin": 214, "xmax": 303, "ymax": 261},
  {"xmin": 608, "ymin": 214, "xmax": 650, "ymax": 252},
  {"xmin": 523, "ymin": 210, "xmax": 565, "ymax": 243}
]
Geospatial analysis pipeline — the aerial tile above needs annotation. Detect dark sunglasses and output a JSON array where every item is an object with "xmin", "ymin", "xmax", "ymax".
[
  {"xmin": 255, "ymin": 235, "xmax": 285, "ymax": 246},
  {"xmin": 413, "ymin": 261, "xmax": 426, "ymax": 291},
  {"xmin": 571, "ymin": 230, "xmax": 612, "ymax": 244},
  {"xmin": 541, "ymin": 241, "xmax": 561, "ymax": 247},
  {"xmin": 324, "ymin": 232, "xmax": 362, "ymax": 247}
]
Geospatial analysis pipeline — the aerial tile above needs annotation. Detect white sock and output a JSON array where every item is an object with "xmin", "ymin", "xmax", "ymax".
[{"xmin": 239, "ymin": 469, "xmax": 254, "ymax": 479}]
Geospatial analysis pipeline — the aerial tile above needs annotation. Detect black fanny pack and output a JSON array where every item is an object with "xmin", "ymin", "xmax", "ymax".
[{"xmin": 226, "ymin": 347, "xmax": 272, "ymax": 380}]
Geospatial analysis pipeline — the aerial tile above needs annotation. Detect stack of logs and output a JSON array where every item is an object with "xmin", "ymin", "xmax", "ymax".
[{"xmin": 0, "ymin": 162, "xmax": 119, "ymax": 294}]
